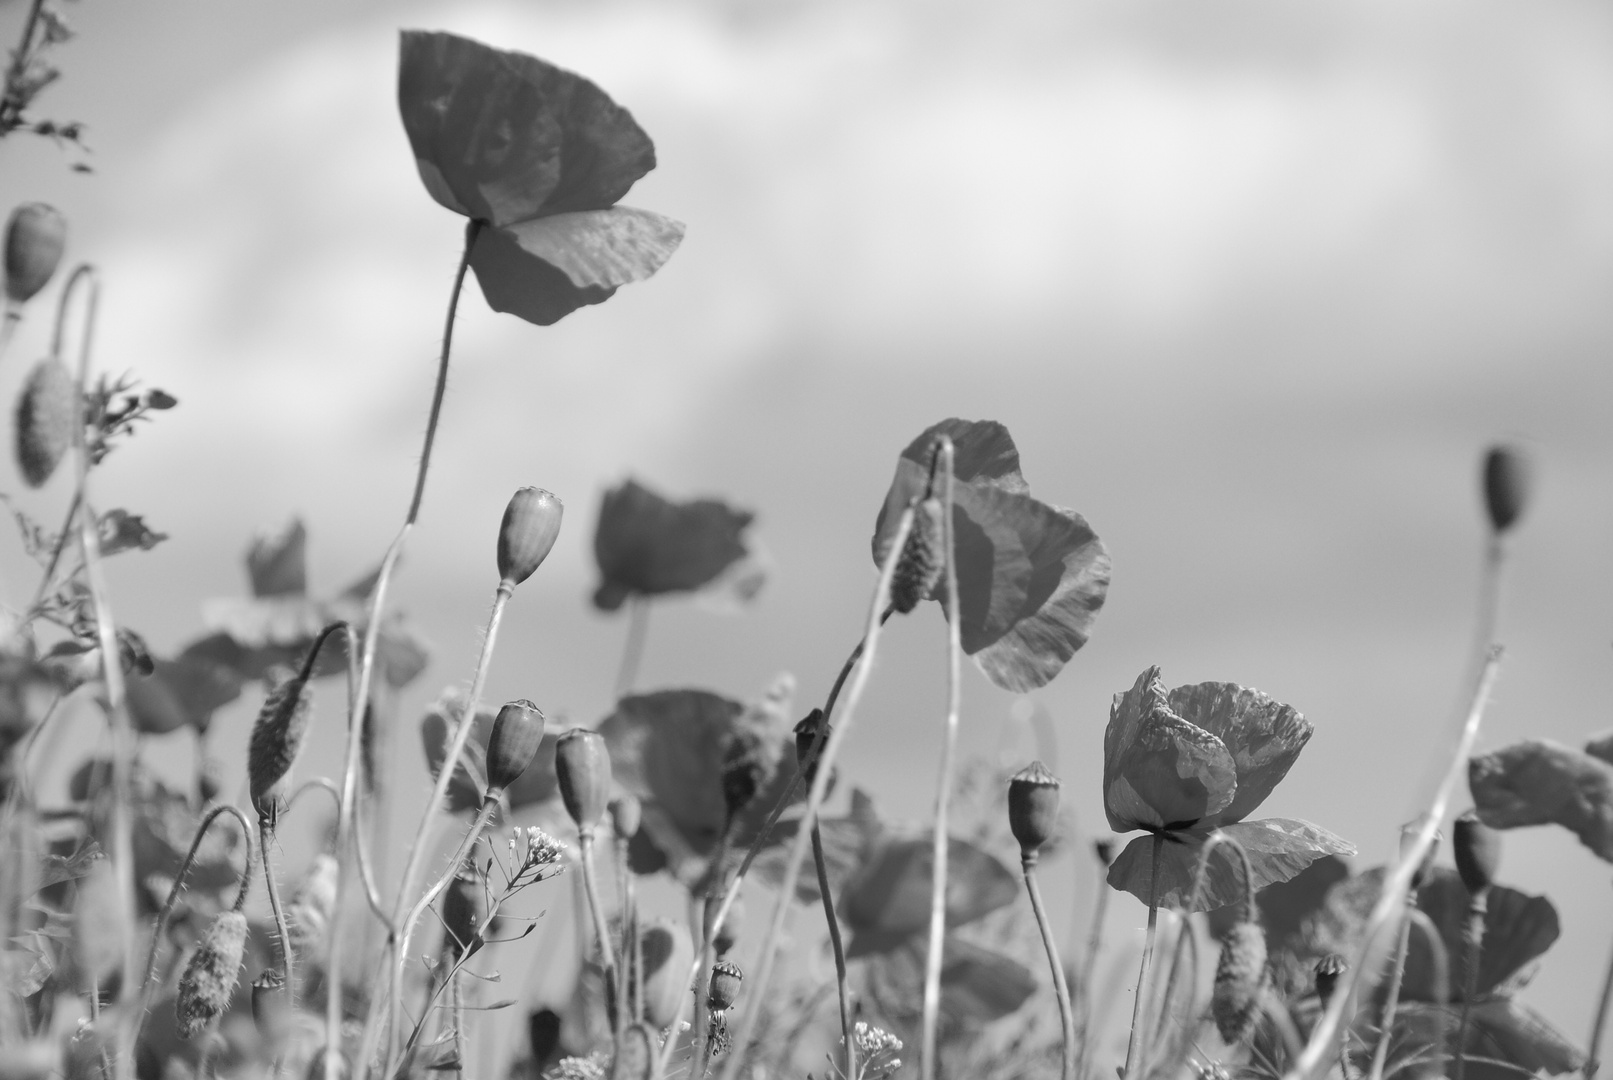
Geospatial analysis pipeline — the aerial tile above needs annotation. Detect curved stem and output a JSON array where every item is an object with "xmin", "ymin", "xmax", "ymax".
[
  {"xmin": 1076, "ymin": 858, "xmax": 1112, "ymax": 1080},
  {"xmin": 813, "ymin": 820, "xmax": 855, "ymax": 1079},
  {"xmin": 1122, "ymin": 833, "xmax": 1165, "ymax": 1080},
  {"xmin": 709, "ymin": 504, "xmax": 918, "ymax": 1080},
  {"xmin": 1024, "ymin": 853, "xmax": 1076, "ymax": 1080},
  {"xmin": 286, "ymin": 776, "xmax": 388, "ymax": 923},
  {"xmin": 614, "ymin": 597, "xmax": 649, "ymax": 700},
  {"xmin": 1455, "ymin": 890, "xmax": 1488, "ymax": 1080},
  {"xmin": 260, "ymin": 819, "xmax": 295, "ymax": 1004},
  {"xmin": 1367, "ymin": 911, "xmax": 1416, "ymax": 1080}
]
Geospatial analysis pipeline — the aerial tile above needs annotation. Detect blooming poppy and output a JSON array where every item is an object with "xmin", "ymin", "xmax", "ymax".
[
  {"xmin": 591, "ymin": 478, "xmax": 764, "ymax": 612},
  {"xmin": 1104, "ymin": 666, "xmax": 1353, "ymax": 911}
]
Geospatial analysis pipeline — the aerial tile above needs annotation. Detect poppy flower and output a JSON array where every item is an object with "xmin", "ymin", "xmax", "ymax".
[
  {"xmin": 591, "ymin": 478, "xmax": 765, "ymax": 612},
  {"xmin": 1469, "ymin": 738, "xmax": 1613, "ymax": 862},
  {"xmin": 398, "ymin": 31, "xmax": 684, "ymax": 326},
  {"xmin": 1104, "ymin": 667, "xmax": 1353, "ymax": 911}
]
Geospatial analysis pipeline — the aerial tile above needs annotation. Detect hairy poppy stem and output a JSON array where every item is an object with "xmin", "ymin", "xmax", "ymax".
[
  {"xmin": 1588, "ymin": 890, "xmax": 1613, "ymax": 1080},
  {"xmin": 259, "ymin": 817, "xmax": 297, "ymax": 1000},
  {"xmin": 1024, "ymin": 849, "xmax": 1076, "ymax": 1080},
  {"xmin": 1454, "ymin": 888, "xmax": 1488, "ymax": 1080},
  {"xmin": 578, "ymin": 832, "xmax": 619, "ymax": 1040},
  {"xmin": 812, "ymin": 819, "xmax": 856, "ymax": 1079},
  {"xmin": 1122, "ymin": 833, "xmax": 1165, "ymax": 1080},
  {"xmin": 615, "ymin": 596, "xmax": 650, "ymax": 699},
  {"xmin": 1076, "ymin": 858, "xmax": 1112, "ymax": 1080},
  {"xmin": 1154, "ymin": 833, "xmax": 1254, "ymax": 1059}
]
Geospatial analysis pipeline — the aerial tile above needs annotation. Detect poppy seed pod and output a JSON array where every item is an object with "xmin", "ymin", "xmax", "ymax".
[
  {"xmin": 4, "ymin": 203, "xmax": 66, "ymax": 305},
  {"xmin": 793, "ymin": 708, "xmax": 829, "ymax": 787},
  {"xmin": 609, "ymin": 794, "xmax": 641, "ymax": 840},
  {"xmin": 1482, "ymin": 445, "xmax": 1530, "ymax": 534},
  {"xmin": 176, "ymin": 910, "xmax": 248, "ymax": 1038},
  {"xmin": 486, "ymin": 699, "xmax": 545, "ymax": 796},
  {"xmin": 1008, "ymin": 760, "xmax": 1061, "ymax": 860},
  {"xmin": 1211, "ymin": 921, "xmax": 1267, "ymax": 1046},
  {"xmin": 707, "ymin": 958, "xmax": 743, "ymax": 1012},
  {"xmin": 888, "ymin": 496, "xmax": 944, "ymax": 615},
  {"xmin": 251, "ymin": 971, "xmax": 291, "ymax": 1047},
  {"xmin": 14, "ymin": 358, "xmax": 75, "ymax": 489},
  {"xmin": 497, "ymin": 487, "xmax": 563, "ymax": 586},
  {"xmin": 1453, "ymin": 810, "xmax": 1501, "ymax": 895},
  {"xmin": 247, "ymin": 667, "xmax": 314, "ymax": 822},
  {"xmin": 1313, "ymin": 953, "xmax": 1346, "ymax": 1006},
  {"xmin": 639, "ymin": 918, "xmax": 695, "ymax": 1029},
  {"xmin": 555, "ymin": 727, "xmax": 611, "ymax": 836}
]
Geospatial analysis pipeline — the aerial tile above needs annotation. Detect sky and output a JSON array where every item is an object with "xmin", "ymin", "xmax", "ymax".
[{"xmin": 2, "ymin": 0, "xmax": 1612, "ymax": 1067}]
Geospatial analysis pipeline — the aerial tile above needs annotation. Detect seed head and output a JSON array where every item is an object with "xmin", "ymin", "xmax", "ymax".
[
  {"xmin": 1210, "ymin": 921, "xmax": 1267, "ymax": 1046},
  {"xmin": 555, "ymin": 728, "xmax": 612, "ymax": 836},
  {"xmin": 609, "ymin": 794, "xmax": 641, "ymax": 841},
  {"xmin": 14, "ymin": 358, "xmax": 75, "ymax": 489},
  {"xmin": 486, "ymin": 699, "xmax": 545, "ymax": 797},
  {"xmin": 4, "ymin": 204, "xmax": 66, "ymax": 305},
  {"xmin": 1007, "ymin": 760, "xmax": 1061, "ymax": 860},
  {"xmin": 247, "ymin": 666, "xmax": 313, "ymax": 823},
  {"xmin": 1453, "ymin": 810, "xmax": 1501, "ymax": 896},
  {"xmin": 638, "ymin": 917, "xmax": 694, "ymax": 1029},
  {"xmin": 1481, "ymin": 445, "xmax": 1531, "ymax": 534},
  {"xmin": 176, "ymin": 910, "xmax": 248, "ymax": 1038},
  {"xmin": 887, "ymin": 496, "xmax": 944, "ymax": 614},
  {"xmin": 251, "ymin": 970, "xmax": 291, "ymax": 1047},
  {"xmin": 288, "ymin": 854, "xmax": 339, "ymax": 957},
  {"xmin": 1313, "ymin": 953, "xmax": 1346, "ymax": 1006},
  {"xmin": 497, "ymin": 486, "xmax": 563, "ymax": 586},
  {"xmin": 707, "ymin": 958, "xmax": 743, "ymax": 1012}
]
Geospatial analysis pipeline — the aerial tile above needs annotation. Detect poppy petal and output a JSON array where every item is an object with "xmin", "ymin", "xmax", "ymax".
[
  {"xmin": 1393, "ymin": 999, "xmax": 1584, "ymax": 1080},
  {"xmin": 469, "ymin": 225, "xmax": 615, "ymax": 326},
  {"xmin": 591, "ymin": 479, "xmax": 757, "ymax": 608},
  {"xmin": 863, "ymin": 937, "xmax": 1037, "ymax": 1027},
  {"xmin": 841, "ymin": 836, "xmax": 1019, "ymax": 956},
  {"xmin": 1401, "ymin": 868, "xmax": 1559, "ymax": 1003},
  {"xmin": 1469, "ymin": 739, "xmax": 1613, "ymax": 862},
  {"xmin": 1104, "ymin": 667, "xmax": 1236, "ymax": 832},
  {"xmin": 1167, "ymin": 681, "xmax": 1313, "ymax": 826},
  {"xmin": 499, "ymin": 207, "xmax": 684, "ymax": 291},
  {"xmin": 1107, "ymin": 817, "xmax": 1354, "ymax": 911}
]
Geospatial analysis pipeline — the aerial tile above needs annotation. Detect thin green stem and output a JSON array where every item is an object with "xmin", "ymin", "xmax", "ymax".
[
  {"xmin": 813, "ymin": 821, "xmax": 855, "ymax": 1079},
  {"xmin": 578, "ymin": 832, "xmax": 618, "ymax": 1037},
  {"xmin": 1122, "ymin": 833, "xmax": 1164, "ymax": 1080},
  {"xmin": 615, "ymin": 834, "xmax": 636, "ymax": 1025},
  {"xmin": 260, "ymin": 819, "xmax": 295, "ymax": 1005},
  {"xmin": 1075, "ymin": 861, "xmax": 1111, "ymax": 1080},
  {"xmin": 1455, "ymin": 891, "xmax": 1487, "ymax": 1080},
  {"xmin": 615, "ymin": 596, "xmax": 649, "ymax": 700},
  {"xmin": 1024, "ymin": 853, "xmax": 1076, "ymax": 1080},
  {"xmin": 1589, "ymin": 893, "xmax": 1613, "ymax": 1080}
]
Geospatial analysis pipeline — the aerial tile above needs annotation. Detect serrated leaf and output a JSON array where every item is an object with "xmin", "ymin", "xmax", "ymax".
[{"xmin": 1470, "ymin": 739, "xmax": 1613, "ymax": 862}]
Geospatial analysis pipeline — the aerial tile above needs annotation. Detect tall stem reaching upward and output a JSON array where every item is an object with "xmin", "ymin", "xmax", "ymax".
[{"xmin": 1122, "ymin": 833, "xmax": 1165, "ymax": 1080}]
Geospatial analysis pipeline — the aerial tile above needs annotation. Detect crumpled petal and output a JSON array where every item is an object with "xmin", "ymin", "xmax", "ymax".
[
  {"xmin": 1470, "ymin": 739, "xmax": 1613, "ymax": 862},
  {"xmin": 1168, "ymin": 681, "xmax": 1312, "ymax": 827},
  {"xmin": 1104, "ymin": 667, "xmax": 1236, "ymax": 832},
  {"xmin": 1106, "ymin": 818, "xmax": 1354, "ymax": 911},
  {"xmin": 1402, "ymin": 868, "xmax": 1559, "ymax": 1003}
]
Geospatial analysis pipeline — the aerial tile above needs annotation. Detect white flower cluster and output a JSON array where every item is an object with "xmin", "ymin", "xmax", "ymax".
[
  {"xmin": 543, "ymin": 1051, "xmax": 608, "ymax": 1080},
  {"xmin": 852, "ymin": 1021, "xmax": 902, "ymax": 1058},
  {"xmin": 509, "ymin": 825, "xmax": 567, "ymax": 887}
]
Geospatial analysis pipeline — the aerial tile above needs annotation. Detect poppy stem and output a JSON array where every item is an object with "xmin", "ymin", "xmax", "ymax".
[
  {"xmin": 1024, "ymin": 849, "xmax": 1076, "ymax": 1080},
  {"xmin": 259, "ymin": 817, "xmax": 296, "ymax": 1005},
  {"xmin": 812, "ymin": 818, "xmax": 856, "ymax": 1079},
  {"xmin": 1122, "ymin": 832, "xmax": 1165, "ymax": 1080},
  {"xmin": 1076, "ymin": 849, "xmax": 1113, "ymax": 1080},
  {"xmin": 1367, "ymin": 907, "xmax": 1415, "ymax": 1080},
  {"xmin": 1154, "ymin": 833, "xmax": 1253, "ymax": 1058},
  {"xmin": 1454, "ymin": 888, "xmax": 1488, "ymax": 1080},
  {"xmin": 615, "ymin": 596, "xmax": 650, "ymax": 700},
  {"xmin": 1587, "ymin": 883, "xmax": 1613, "ymax": 1080}
]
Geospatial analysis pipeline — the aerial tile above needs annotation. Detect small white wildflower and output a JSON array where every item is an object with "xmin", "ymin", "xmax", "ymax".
[
  {"xmin": 851, "ymin": 1021, "xmax": 902, "ymax": 1057},
  {"xmin": 543, "ymin": 1052, "xmax": 608, "ymax": 1080}
]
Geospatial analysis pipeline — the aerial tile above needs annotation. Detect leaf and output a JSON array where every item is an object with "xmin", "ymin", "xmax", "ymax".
[
  {"xmin": 1469, "ymin": 740, "xmax": 1613, "ymax": 861},
  {"xmin": 248, "ymin": 519, "xmax": 307, "ymax": 597},
  {"xmin": 1107, "ymin": 818, "xmax": 1354, "ymax": 912},
  {"xmin": 591, "ymin": 480, "xmax": 759, "ymax": 611},
  {"xmin": 97, "ymin": 509, "xmax": 167, "ymax": 556},
  {"xmin": 871, "ymin": 418, "xmax": 1110, "ymax": 692},
  {"xmin": 1396, "ymin": 999, "xmax": 1585, "ymax": 1080},
  {"xmin": 840, "ymin": 835, "xmax": 1018, "ymax": 957},
  {"xmin": 1401, "ymin": 869, "xmax": 1560, "ymax": 1003},
  {"xmin": 499, "ymin": 208, "xmax": 684, "ymax": 290}
]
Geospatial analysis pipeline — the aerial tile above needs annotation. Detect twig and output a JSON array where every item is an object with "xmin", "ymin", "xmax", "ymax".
[{"xmin": 1023, "ymin": 847, "xmax": 1075, "ymax": 1080}]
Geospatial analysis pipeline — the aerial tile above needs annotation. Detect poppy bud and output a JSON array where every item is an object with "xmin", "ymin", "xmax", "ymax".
[
  {"xmin": 1481, "ymin": 445, "xmax": 1530, "ymax": 533},
  {"xmin": 794, "ymin": 709, "xmax": 829, "ymax": 787},
  {"xmin": 176, "ymin": 910, "xmax": 248, "ymax": 1038},
  {"xmin": 1314, "ymin": 953, "xmax": 1346, "ymax": 1006},
  {"xmin": 555, "ymin": 728, "xmax": 611, "ymax": 836},
  {"xmin": 707, "ymin": 958, "xmax": 743, "ymax": 1011},
  {"xmin": 714, "ymin": 896, "xmax": 743, "ymax": 956},
  {"xmin": 1453, "ymin": 810, "xmax": 1501, "ymax": 895},
  {"xmin": 611, "ymin": 1022, "xmax": 657, "ymax": 1080},
  {"xmin": 248, "ymin": 666, "xmax": 314, "ymax": 823},
  {"xmin": 5, "ymin": 203, "xmax": 66, "ymax": 305},
  {"xmin": 251, "ymin": 971, "xmax": 291, "ymax": 1047},
  {"xmin": 1211, "ymin": 921, "xmax": 1267, "ymax": 1046},
  {"xmin": 486, "ymin": 699, "xmax": 545, "ymax": 797},
  {"xmin": 497, "ymin": 486, "xmax": 563, "ymax": 586},
  {"xmin": 888, "ymin": 497, "xmax": 944, "ymax": 615},
  {"xmin": 1007, "ymin": 760, "xmax": 1060, "ymax": 861},
  {"xmin": 1094, "ymin": 838, "xmax": 1116, "ymax": 865},
  {"xmin": 639, "ymin": 918, "xmax": 694, "ymax": 1029},
  {"xmin": 609, "ymin": 794, "xmax": 641, "ymax": 841},
  {"xmin": 14, "ymin": 358, "xmax": 75, "ymax": 488}
]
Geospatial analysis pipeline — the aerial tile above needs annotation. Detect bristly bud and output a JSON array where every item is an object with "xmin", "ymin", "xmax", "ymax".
[
  {"xmin": 176, "ymin": 910, "xmax": 248, "ymax": 1038},
  {"xmin": 887, "ymin": 497, "xmax": 944, "ymax": 615},
  {"xmin": 4, "ymin": 204, "xmax": 66, "ymax": 305},
  {"xmin": 251, "ymin": 970, "xmax": 291, "ymax": 1047},
  {"xmin": 1313, "ymin": 954, "xmax": 1346, "ymax": 1006},
  {"xmin": 610, "ymin": 1023, "xmax": 656, "ymax": 1080},
  {"xmin": 555, "ymin": 728, "xmax": 611, "ymax": 836},
  {"xmin": 441, "ymin": 864, "xmax": 496, "ymax": 960},
  {"xmin": 1211, "ymin": 921, "xmax": 1267, "ymax": 1046},
  {"xmin": 1007, "ymin": 760, "xmax": 1060, "ymax": 861},
  {"xmin": 1453, "ymin": 810, "xmax": 1501, "ymax": 895},
  {"xmin": 247, "ymin": 666, "xmax": 313, "ymax": 823},
  {"xmin": 497, "ymin": 487, "xmax": 563, "ymax": 586},
  {"xmin": 486, "ymin": 699, "xmax": 545, "ymax": 797},
  {"xmin": 1094, "ymin": 838, "xmax": 1116, "ymax": 865},
  {"xmin": 14, "ymin": 358, "xmax": 75, "ymax": 488},
  {"xmin": 707, "ymin": 958, "xmax": 743, "ymax": 1012},
  {"xmin": 793, "ymin": 708, "xmax": 829, "ymax": 787},
  {"xmin": 609, "ymin": 794, "xmax": 641, "ymax": 841},
  {"xmin": 287, "ymin": 854, "xmax": 339, "ymax": 958},
  {"xmin": 639, "ymin": 918, "xmax": 694, "ymax": 1029},
  {"xmin": 1482, "ymin": 445, "xmax": 1530, "ymax": 533}
]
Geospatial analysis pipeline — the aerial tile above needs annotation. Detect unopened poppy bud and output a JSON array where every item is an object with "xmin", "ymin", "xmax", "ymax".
[
  {"xmin": 251, "ymin": 971, "xmax": 291, "ymax": 1046},
  {"xmin": 794, "ymin": 709, "xmax": 829, "ymax": 787},
  {"xmin": 611, "ymin": 1023, "xmax": 657, "ymax": 1080},
  {"xmin": 639, "ymin": 918, "xmax": 694, "ymax": 1029},
  {"xmin": 609, "ymin": 794, "xmax": 641, "ymax": 840},
  {"xmin": 497, "ymin": 487, "xmax": 563, "ymax": 586},
  {"xmin": 1314, "ymin": 954, "xmax": 1346, "ymax": 1005},
  {"xmin": 1482, "ymin": 445, "xmax": 1530, "ymax": 533},
  {"xmin": 176, "ymin": 910, "xmax": 248, "ymax": 1038},
  {"xmin": 1211, "ymin": 921, "xmax": 1267, "ymax": 1046},
  {"xmin": 4, "ymin": 204, "xmax": 66, "ymax": 305},
  {"xmin": 1094, "ymin": 838, "xmax": 1116, "ymax": 865},
  {"xmin": 707, "ymin": 958, "xmax": 743, "ymax": 1012},
  {"xmin": 1008, "ymin": 761, "xmax": 1061, "ymax": 861},
  {"xmin": 486, "ymin": 699, "xmax": 545, "ymax": 796},
  {"xmin": 888, "ymin": 497, "xmax": 944, "ymax": 615},
  {"xmin": 248, "ymin": 666, "xmax": 314, "ymax": 823},
  {"xmin": 1453, "ymin": 810, "xmax": 1501, "ymax": 895},
  {"xmin": 14, "ymin": 358, "xmax": 75, "ymax": 488},
  {"xmin": 555, "ymin": 728, "xmax": 611, "ymax": 836}
]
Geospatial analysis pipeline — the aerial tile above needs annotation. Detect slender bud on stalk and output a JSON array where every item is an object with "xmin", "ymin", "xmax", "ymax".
[
  {"xmin": 1453, "ymin": 811, "xmax": 1501, "ymax": 895},
  {"xmin": 497, "ymin": 486, "xmax": 563, "ymax": 586},
  {"xmin": 610, "ymin": 794, "xmax": 641, "ymax": 841},
  {"xmin": 888, "ymin": 496, "xmax": 944, "ymax": 615},
  {"xmin": 708, "ymin": 959, "xmax": 743, "ymax": 1012},
  {"xmin": 14, "ymin": 357, "xmax": 74, "ymax": 488},
  {"xmin": 248, "ymin": 667, "xmax": 314, "ymax": 822},
  {"xmin": 556, "ymin": 728, "xmax": 611, "ymax": 836},
  {"xmin": 1212, "ymin": 921, "xmax": 1268, "ymax": 1046},
  {"xmin": 486, "ymin": 699, "xmax": 545, "ymax": 796},
  {"xmin": 1007, "ymin": 760, "xmax": 1060, "ymax": 861},
  {"xmin": 1314, "ymin": 954, "xmax": 1346, "ymax": 1006},
  {"xmin": 176, "ymin": 910, "xmax": 249, "ymax": 1038},
  {"xmin": 639, "ymin": 918, "xmax": 694, "ymax": 1029},
  {"xmin": 794, "ymin": 709, "xmax": 829, "ymax": 787},
  {"xmin": 4, "ymin": 204, "xmax": 66, "ymax": 305},
  {"xmin": 610, "ymin": 1023, "xmax": 657, "ymax": 1080},
  {"xmin": 1481, "ymin": 445, "xmax": 1530, "ymax": 534}
]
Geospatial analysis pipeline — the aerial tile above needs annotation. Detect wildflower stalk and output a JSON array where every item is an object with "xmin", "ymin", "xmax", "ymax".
[
  {"xmin": 1076, "ymin": 845, "xmax": 1114, "ymax": 1080},
  {"xmin": 1282, "ymin": 650, "xmax": 1503, "ymax": 1080},
  {"xmin": 1022, "ymin": 844, "xmax": 1075, "ymax": 1080},
  {"xmin": 615, "ymin": 595, "xmax": 650, "ymax": 699},
  {"xmin": 812, "ymin": 819, "xmax": 855, "ymax": 1079},
  {"xmin": 919, "ymin": 437, "xmax": 962, "ymax": 1080},
  {"xmin": 1589, "ymin": 906, "xmax": 1613, "ymax": 1080},
  {"xmin": 710, "ymin": 503, "xmax": 917, "ymax": 1080},
  {"xmin": 1454, "ymin": 886, "xmax": 1489, "ymax": 1080},
  {"xmin": 1122, "ymin": 832, "xmax": 1165, "ymax": 1080}
]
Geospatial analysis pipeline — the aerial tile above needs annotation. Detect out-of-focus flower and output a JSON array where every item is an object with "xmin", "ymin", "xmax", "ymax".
[{"xmin": 591, "ymin": 478, "xmax": 765, "ymax": 613}]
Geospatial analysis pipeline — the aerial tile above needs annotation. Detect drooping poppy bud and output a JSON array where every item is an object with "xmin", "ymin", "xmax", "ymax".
[
  {"xmin": 14, "ymin": 357, "xmax": 75, "ymax": 488},
  {"xmin": 707, "ymin": 958, "xmax": 743, "ymax": 1011},
  {"xmin": 609, "ymin": 794, "xmax": 641, "ymax": 840},
  {"xmin": 887, "ymin": 496, "xmax": 944, "ymax": 614},
  {"xmin": 497, "ymin": 487, "xmax": 563, "ymax": 586},
  {"xmin": 1453, "ymin": 810, "xmax": 1501, "ymax": 895},
  {"xmin": 486, "ymin": 699, "xmax": 545, "ymax": 797},
  {"xmin": 1007, "ymin": 760, "xmax": 1060, "ymax": 861},
  {"xmin": 639, "ymin": 918, "xmax": 694, "ymax": 1029},
  {"xmin": 555, "ymin": 727, "xmax": 611, "ymax": 836},
  {"xmin": 4, "ymin": 204, "xmax": 66, "ymax": 305},
  {"xmin": 794, "ymin": 708, "xmax": 829, "ymax": 787},
  {"xmin": 176, "ymin": 910, "xmax": 248, "ymax": 1038},
  {"xmin": 248, "ymin": 666, "xmax": 314, "ymax": 823},
  {"xmin": 1211, "ymin": 921, "xmax": 1267, "ymax": 1046},
  {"xmin": 1482, "ymin": 445, "xmax": 1530, "ymax": 534},
  {"xmin": 1313, "ymin": 953, "xmax": 1346, "ymax": 1006}
]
